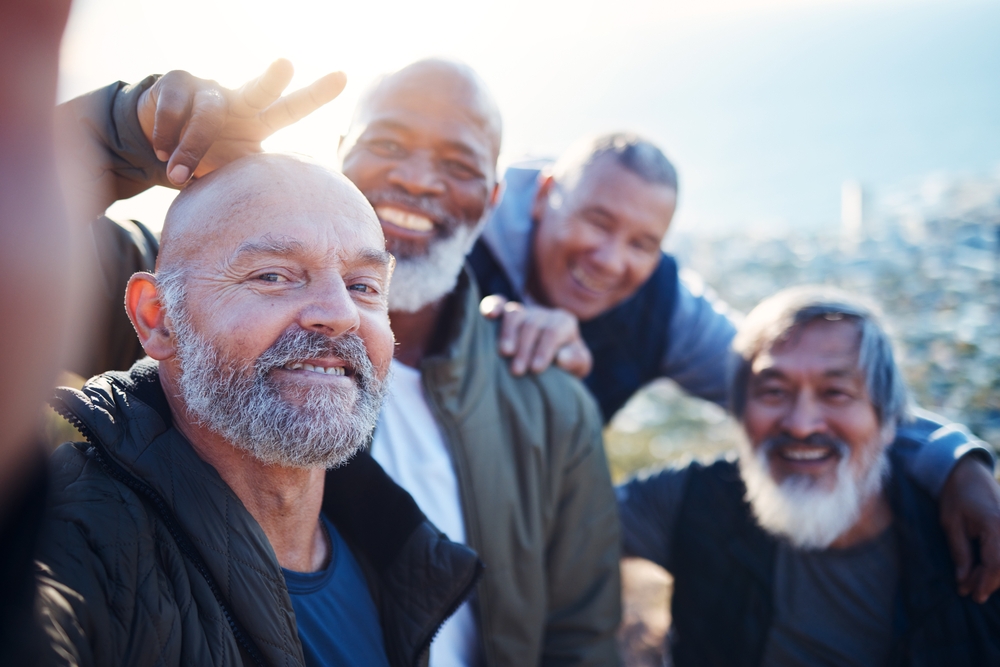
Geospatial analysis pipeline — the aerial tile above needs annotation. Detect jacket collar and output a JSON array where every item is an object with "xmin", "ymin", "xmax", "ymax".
[
  {"xmin": 53, "ymin": 359, "xmax": 304, "ymax": 667},
  {"xmin": 54, "ymin": 359, "xmax": 482, "ymax": 667},
  {"xmin": 418, "ymin": 266, "xmax": 494, "ymax": 420},
  {"xmin": 480, "ymin": 163, "xmax": 548, "ymax": 300}
]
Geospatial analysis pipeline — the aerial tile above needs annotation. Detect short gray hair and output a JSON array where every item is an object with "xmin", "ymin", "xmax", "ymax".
[
  {"xmin": 730, "ymin": 285, "xmax": 909, "ymax": 426},
  {"xmin": 551, "ymin": 132, "xmax": 678, "ymax": 192}
]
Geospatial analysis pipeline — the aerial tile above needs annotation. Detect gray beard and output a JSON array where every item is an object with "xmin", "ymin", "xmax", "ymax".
[
  {"xmin": 163, "ymin": 287, "xmax": 388, "ymax": 469},
  {"xmin": 738, "ymin": 436, "xmax": 889, "ymax": 550},
  {"xmin": 386, "ymin": 220, "xmax": 483, "ymax": 313}
]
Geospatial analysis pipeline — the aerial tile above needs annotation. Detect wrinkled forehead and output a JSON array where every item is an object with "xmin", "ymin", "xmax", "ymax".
[{"xmin": 751, "ymin": 318, "xmax": 863, "ymax": 376}]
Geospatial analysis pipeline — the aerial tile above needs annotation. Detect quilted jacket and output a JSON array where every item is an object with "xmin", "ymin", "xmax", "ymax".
[{"xmin": 37, "ymin": 359, "xmax": 482, "ymax": 667}]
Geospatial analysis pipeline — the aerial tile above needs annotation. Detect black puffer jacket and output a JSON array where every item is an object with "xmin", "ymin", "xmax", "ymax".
[{"xmin": 38, "ymin": 359, "xmax": 482, "ymax": 667}]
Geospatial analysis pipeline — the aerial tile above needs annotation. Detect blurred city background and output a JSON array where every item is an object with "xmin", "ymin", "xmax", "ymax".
[
  {"xmin": 57, "ymin": 1, "xmax": 1000, "ymax": 664},
  {"xmin": 59, "ymin": 0, "xmax": 1000, "ymax": 463}
]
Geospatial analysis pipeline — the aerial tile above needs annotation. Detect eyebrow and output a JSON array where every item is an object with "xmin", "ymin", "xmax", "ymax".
[
  {"xmin": 582, "ymin": 205, "xmax": 615, "ymax": 220},
  {"xmin": 353, "ymin": 247, "xmax": 395, "ymax": 270},
  {"xmin": 753, "ymin": 366, "xmax": 860, "ymax": 381},
  {"xmin": 232, "ymin": 238, "xmax": 306, "ymax": 260},
  {"xmin": 823, "ymin": 367, "xmax": 860, "ymax": 379},
  {"xmin": 367, "ymin": 119, "xmax": 484, "ymax": 161}
]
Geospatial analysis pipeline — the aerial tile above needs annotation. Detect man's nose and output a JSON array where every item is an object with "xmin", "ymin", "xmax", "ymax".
[
  {"xmin": 589, "ymin": 238, "xmax": 628, "ymax": 278},
  {"xmin": 297, "ymin": 275, "xmax": 361, "ymax": 337},
  {"xmin": 386, "ymin": 152, "xmax": 446, "ymax": 196},
  {"xmin": 780, "ymin": 391, "xmax": 828, "ymax": 440}
]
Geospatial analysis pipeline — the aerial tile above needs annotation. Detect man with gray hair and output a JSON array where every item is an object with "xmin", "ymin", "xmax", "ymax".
[
  {"xmin": 35, "ymin": 75, "xmax": 483, "ymax": 664},
  {"xmin": 46, "ymin": 59, "xmax": 621, "ymax": 666},
  {"xmin": 471, "ymin": 132, "xmax": 1000, "ymax": 603},
  {"xmin": 617, "ymin": 285, "xmax": 1000, "ymax": 666}
]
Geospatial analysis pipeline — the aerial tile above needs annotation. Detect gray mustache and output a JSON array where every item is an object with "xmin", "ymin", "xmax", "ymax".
[{"xmin": 255, "ymin": 328, "xmax": 376, "ymax": 389}]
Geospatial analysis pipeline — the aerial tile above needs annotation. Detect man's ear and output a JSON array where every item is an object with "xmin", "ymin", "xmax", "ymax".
[
  {"xmin": 488, "ymin": 180, "xmax": 504, "ymax": 209},
  {"xmin": 531, "ymin": 174, "xmax": 557, "ymax": 223},
  {"xmin": 125, "ymin": 272, "xmax": 176, "ymax": 361},
  {"xmin": 880, "ymin": 421, "xmax": 898, "ymax": 448}
]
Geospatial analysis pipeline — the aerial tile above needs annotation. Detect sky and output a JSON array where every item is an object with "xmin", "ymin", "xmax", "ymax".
[{"xmin": 59, "ymin": 0, "xmax": 1000, "ymax": 235}]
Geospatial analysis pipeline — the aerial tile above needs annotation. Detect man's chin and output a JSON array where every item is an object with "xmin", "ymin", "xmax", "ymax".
[{"xmin": 741, "ymin": 447, "xmax": 867, "ymax": 550}]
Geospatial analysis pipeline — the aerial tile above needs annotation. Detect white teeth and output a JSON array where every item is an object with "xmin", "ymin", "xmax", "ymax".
[
  {"xmin": 782, "ymin": 448, "xmax": 830, "ymax": 461},
  {"xmin": 376, "ymin": 206, "xmax": 434, "ymax": 232},
  {"xmin": 571, "ymin": 266, "xmax": 610, "ymax": 293},
  {"xmin": 283, "ymin": 363, "xmax": 347, "ymax": 376}
]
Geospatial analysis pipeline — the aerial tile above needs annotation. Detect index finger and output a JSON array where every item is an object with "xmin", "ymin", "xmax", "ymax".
[
  {"xmin": 229, "ymin": 58, "xmax": 295, "ymax": 119},
  {"xmin": 257, "ymin": 71, "xmax": 348, "ymax": 132}
]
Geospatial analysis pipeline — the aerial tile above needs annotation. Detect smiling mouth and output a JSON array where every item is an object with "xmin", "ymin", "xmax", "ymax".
[
  {"xmin": 281, "ymin": 362, "xmax": 350, "ymax": 377},
  {"xmin": 775, "ymin": 444, "xmax": 837, "ymax": 463},
  {"xmin": 376, "ymin": 205, "xmax": 435, "ymax": 233},
  {"xmin": 570, "ymin": 265, "xmax": 614, "ymax": 294}
]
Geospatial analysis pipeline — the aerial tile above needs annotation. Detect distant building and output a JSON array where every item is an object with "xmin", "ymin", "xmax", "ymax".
[{"xmin": 841, "ymin": 180, "xmax": 865, "ymax": 245}]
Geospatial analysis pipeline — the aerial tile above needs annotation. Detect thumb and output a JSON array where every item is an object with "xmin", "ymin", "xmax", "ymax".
[{"xmin": 480, "ymin": 294, "xmax": 509, "ymax": 319}]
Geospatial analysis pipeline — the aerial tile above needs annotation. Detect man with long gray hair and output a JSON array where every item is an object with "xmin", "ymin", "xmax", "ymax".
[{"xmin": 617, "ymin": 285, "xmax": 1000, "ymax": 666}]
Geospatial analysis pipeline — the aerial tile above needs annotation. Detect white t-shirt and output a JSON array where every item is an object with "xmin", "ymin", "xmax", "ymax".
[{"xmin": 370, "ymin": 360, "xmax": 483, "ymax": 667}]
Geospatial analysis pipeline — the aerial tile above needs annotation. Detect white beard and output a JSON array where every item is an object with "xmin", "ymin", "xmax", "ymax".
[
  {"xmin": 387, "ymin": 220, "xmax": 485, "ymax": 313},
  {"xmin": 738, "ymin": 438, "xmax": 889, "ymax": 550}
]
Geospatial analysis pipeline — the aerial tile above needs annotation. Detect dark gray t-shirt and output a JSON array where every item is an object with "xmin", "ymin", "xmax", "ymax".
[
  {"xmin": 761, "ymin": 530, "xmax": 897, "ymax": 666},
  {"xmin": 617, "ymin": 465, "xmax": 899, "ymax": 666}
]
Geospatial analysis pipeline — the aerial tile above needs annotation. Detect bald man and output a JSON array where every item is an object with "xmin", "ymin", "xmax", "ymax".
[
  {"xmin": 60, "ymin": 60, "xmax": 620, "ymax": 666},
  {"xmin": 35, "ymin": 153, "xmax": 482, "ymax": 667},
  {"xmin": 335, "ymin": 60, "xmax": 620, "ymax": 667}
]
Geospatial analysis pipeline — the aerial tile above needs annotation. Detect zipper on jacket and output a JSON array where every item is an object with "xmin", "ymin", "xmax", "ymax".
[
  {"xmin": 50, "ymin": 396, "xmax": 269, "ymax": 667},
  {"xmin": 417, "ymin": 373, "xmax": 493, "ymax": 667},
  {"xmin": 411, "ymin": 556, "xmax": 485, "ymax": 666}
]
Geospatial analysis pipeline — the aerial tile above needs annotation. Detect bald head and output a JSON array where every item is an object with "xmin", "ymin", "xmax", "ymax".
[
  {"xmin": 347, "ymin": 58, "xmax": 502, "ymax": 162},
  {"xmin": 159, "ymin": 153, "xmax": 382, "ymax": 274},
  {"xmin": 126, "ymin": 151, "xmax": 396, "ymax": 468}
]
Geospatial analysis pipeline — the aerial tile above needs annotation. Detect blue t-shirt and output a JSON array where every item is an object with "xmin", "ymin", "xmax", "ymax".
[{"xmin": 282, "ymin": 516, "xmax": 390, "ymax": 667}]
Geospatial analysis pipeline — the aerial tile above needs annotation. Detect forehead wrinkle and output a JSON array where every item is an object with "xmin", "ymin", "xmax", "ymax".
[
  {"xmin": 158, "ymin": 153, "xmax": 383, "ymax": 275},
  {"xmin": 231, "ymin": 236, "xmax": 306, "ymax": 261}
]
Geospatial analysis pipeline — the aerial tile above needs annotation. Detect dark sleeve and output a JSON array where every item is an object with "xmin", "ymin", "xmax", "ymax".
[
  {"xmin": 54, "ymin": 76, "xmax": 170, "ymax": 220},
  {"xmin": 616, "ymin": 464, "xmax": 692, "ymax": 571},
  {"xmin": 67, "ymin": 216, "xmax": 158, "ymax": 379},
  {"xmin": 542, "ymin": 385, "xmax": 622, "ymax": 667},
  {"xmin": 55, "ymin": 77, "xmax": 167, "ymax": 378}
]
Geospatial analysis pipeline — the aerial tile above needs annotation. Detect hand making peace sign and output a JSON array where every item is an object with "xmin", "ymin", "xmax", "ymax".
[{"xmin": 136, "ymin": 59, "xmax": 347, "ymax": 186}]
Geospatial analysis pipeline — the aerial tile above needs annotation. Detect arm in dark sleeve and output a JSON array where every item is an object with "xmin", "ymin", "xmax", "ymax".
[
  {"xmin": 894, "ymin": 407, "xmax": 996, "ymax": 497},
  {"xmin": 55, "ymin": 75, "xmax": 169, "ymax": 222},
  {"xmin": 542, "ymin": 386, "xmax": 622, "ymax": 666},
  {"xmin": 55, "ymin": 77, "xmax": 165, "ymax": 377},
  {"xmin": 616, "ymin": 464, "xmax": 693, "ymax": 572}
]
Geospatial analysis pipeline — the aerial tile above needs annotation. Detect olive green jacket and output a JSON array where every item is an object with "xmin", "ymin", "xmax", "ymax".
[{"xmin": 413, "ymin": 270, "xmax": 622, "ymax": 666}]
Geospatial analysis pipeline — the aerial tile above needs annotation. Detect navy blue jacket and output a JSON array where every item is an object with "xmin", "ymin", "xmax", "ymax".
[
  {"xmin": 469, "ymin": 240, "xmax": 678, "ymax": 423},
  {"xmin": 653, "ymin": 446, "xmax": 1000, "ymax": 666}
]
